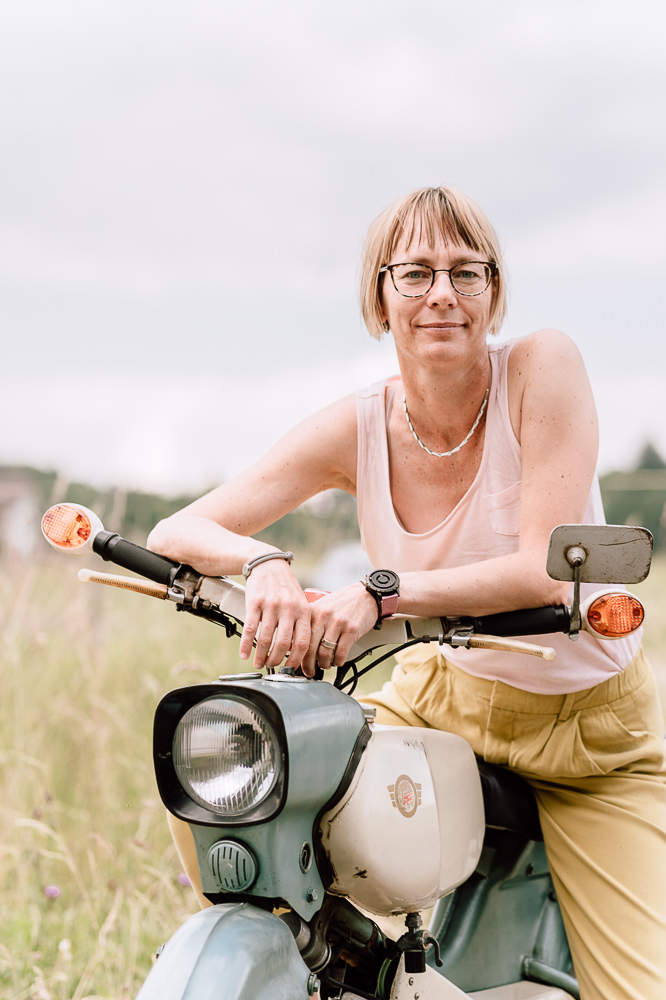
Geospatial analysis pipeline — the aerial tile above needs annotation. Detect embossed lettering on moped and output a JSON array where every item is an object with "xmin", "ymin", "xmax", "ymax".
[{"xmin": 388, "ymin": 774, "xmax": 422, "ymax": 817}]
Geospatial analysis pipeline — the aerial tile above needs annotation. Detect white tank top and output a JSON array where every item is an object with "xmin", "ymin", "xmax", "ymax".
[{"xmin": 355, "ymin": 339, "xmax": 640, "ymax": 694}]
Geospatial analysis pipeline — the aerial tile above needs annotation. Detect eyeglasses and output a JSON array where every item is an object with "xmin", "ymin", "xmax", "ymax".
[{"xmin": 379, "ymin": 260, "xmax": 496, "ymax": 298}]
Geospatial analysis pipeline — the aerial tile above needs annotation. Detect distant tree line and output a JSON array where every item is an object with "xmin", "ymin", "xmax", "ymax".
[
  {"xmin": 0, "ymin": 466, "xmax": 360, "ymax": 565},
  {"xmin": 599, "ymin": 443, "xmax": 666, "ymax": 551},
  {"xmin": 3, "ymin": 440, "xmax": 666, "ymax": 562}
]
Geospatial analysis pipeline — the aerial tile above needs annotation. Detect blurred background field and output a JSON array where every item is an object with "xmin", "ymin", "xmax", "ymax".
[
  {"xmin": 1, "ymin": 542, "xmax": 665, "ymax": 1000},
  {"xmin": 1, "ymin": 558, "xmax": 220, "ymax": 1000}
]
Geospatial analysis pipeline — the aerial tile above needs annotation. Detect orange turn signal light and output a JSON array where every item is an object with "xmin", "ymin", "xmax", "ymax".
[
  {"xmin": 584, "ymin": 593, "xmax": 644, "ymax": 638},
  {"xmin": 41, "ymin": 504, "xmax": 96, "ymax": 551}
]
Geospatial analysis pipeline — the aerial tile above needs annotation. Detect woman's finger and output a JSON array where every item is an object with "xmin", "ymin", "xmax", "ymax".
[
  {"xmin": 284, "ymin": 615, "xmax": 313, "ymax": 670},
  {"xmin": 300, "ymin": 627, "xmax": 337, "ymax": 676},
  {"xmin": 265, "ymin": 616, "xmax": 302, "ymax": 669},
  {"xmin": 239, "ymin": 615, "xmax": 260, "ymax": 660},
  {"xmin": 253, "ymin": 614, "xmax": 279, "ymax": 669}
]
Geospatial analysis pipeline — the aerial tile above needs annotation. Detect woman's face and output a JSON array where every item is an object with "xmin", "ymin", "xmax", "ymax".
[{"xmin": 380, "ymin": 232, "xmax": 494, "ymax": 371}]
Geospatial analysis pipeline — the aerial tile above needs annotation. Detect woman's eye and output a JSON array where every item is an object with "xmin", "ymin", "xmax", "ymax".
[{"xmin": 454, "ymin": 264, "xmax": 486, "ymax": 282}]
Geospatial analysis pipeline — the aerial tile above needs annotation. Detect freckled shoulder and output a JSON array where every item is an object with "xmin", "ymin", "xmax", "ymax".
[
  {"xmin": 506, "ymin": 330, "xmax": 587, "ymax": 441},
  {"xmin": 273, "ymin": 392, "xmax": 359, "ymax": 494},
  {"xmin": 509, "ymin": 328, "xmax": 583, "ymax": 375}
]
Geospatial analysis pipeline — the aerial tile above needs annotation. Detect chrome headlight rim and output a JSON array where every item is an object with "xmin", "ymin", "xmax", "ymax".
[{"xmin": 153, "ymin": 683, "xmax": 287, "ymax": 827}]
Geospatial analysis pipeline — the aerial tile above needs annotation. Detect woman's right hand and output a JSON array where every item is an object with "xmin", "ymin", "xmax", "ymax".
[{"xmin": 239, "ymin": 559, "xmax": 313, "ymax": 671}]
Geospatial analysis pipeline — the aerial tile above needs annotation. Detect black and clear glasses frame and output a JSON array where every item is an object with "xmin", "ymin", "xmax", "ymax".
[{"xmin": 379, "ymin": 261, "xmax": 497, "ymax": 298}]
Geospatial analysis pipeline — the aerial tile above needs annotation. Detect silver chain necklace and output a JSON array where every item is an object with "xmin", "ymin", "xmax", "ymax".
[{"xmin": 403, "ymin": 387, "xmax": 489, "ymax": 458}]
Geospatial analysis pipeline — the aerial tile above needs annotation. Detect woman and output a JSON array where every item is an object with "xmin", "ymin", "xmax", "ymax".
[{"xmin": 148, "ymin": 186, "xmax": 666, "ymax": 1000}]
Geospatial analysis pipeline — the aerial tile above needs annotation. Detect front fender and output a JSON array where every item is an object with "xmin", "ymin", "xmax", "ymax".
[{"xmin": 136, "ymin": 903, "xmax": 312, "ymax": 1000}]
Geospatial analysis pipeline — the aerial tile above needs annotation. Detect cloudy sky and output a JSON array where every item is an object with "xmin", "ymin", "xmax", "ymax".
[{"xmin": 2, "ymin": 0, "xmax": 665, "ymax": 494}]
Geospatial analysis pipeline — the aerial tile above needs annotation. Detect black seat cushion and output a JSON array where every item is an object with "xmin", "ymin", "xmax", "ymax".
[{"xmin": 477, "ymin": 760, "xmax": 543, "ymax": 842}]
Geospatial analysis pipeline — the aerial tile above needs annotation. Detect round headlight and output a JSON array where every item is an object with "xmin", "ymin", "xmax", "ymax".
[{"xmin": 173, "ymin": 696, "xmax": 281, "ymax": 817}]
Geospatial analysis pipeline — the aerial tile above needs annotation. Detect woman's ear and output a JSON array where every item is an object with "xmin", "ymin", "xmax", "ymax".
[
  {"xmin": 378, "ymin": 269, "xmax": 391, "ymax": 335},
  {"xmin": 378, "ymin": 283, "xmax": 388, "ymax": 326},
  {"xmin": 379, "ymin": 305, "xmax": 389, "ymax": 334},
  {"xmin": 488, "ymin": 271, "xmax": 499, "ymax": 336}
]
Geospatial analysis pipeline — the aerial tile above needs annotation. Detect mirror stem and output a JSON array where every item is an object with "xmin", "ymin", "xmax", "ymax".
[{"xmin": 565, "ymin": 545, "xmax": 586, "ymax": 640}]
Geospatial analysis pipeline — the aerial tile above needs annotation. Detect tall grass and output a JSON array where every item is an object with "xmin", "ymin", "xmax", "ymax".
[
  {"xmin": 0, "ymin": 554, "xmax": 236, "ymax": 1000},
  {"xmin": 634, "ymin": 553, "xmax": 666, "ymax": 701},
  {"xmin": 1, "ymin": 552, "xmax": 664, "ymax": 999}
]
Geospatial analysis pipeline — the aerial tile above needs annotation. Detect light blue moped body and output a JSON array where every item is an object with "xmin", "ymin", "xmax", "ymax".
[{"xmin": 136, "ymin": 903, "xmax": 312, "ymax": 1000}]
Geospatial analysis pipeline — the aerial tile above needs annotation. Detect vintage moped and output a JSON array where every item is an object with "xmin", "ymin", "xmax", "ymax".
[{"xmin": 41, "ymin": 502, "xmax": 651, "ymax": 1000}]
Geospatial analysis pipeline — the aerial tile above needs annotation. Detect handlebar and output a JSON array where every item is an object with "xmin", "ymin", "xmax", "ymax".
[
  {"xmin": 80, "ymin": 526, "xmax": 571, "ymax": 647},
  {"xmin": 41, "ymin": 504, "xmax": 646, "ymax": 678},
  {"xmin": 93, "ymin": 531, "xmax": 181, "ymax": 587},
  {"xmin": 470, "ymin": 606, "xmax": 570, "ymax": 637},
  {"xmin": 77, "ymin": 539, "xmax": 569, "ymax": 665}
]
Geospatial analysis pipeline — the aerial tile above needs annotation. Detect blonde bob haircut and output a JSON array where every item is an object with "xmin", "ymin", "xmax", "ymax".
[{"xmin": 360, "ymin": 186, "xmax": 507, "ymax": 341}]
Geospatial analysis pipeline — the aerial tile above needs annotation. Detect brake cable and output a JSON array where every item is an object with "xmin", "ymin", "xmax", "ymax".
[{"xmin": 335, "ymin": 639, "xmax": 424, "ymax": 695}]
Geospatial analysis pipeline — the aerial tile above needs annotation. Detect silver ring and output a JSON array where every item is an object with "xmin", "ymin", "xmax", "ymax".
[{"xmin": 319, "ymin": 637, "xmax": 337, "ymax": 650}]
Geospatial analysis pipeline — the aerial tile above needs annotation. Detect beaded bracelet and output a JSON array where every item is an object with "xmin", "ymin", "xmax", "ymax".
[{"xmin": 242, "ymin": 550, "xmax": 294, "ymax": 580}]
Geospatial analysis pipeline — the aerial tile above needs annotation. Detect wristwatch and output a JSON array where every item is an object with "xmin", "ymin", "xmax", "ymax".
[{"xmin": 363, "ymin": 569, "xmax": 400, "ymax": 628}]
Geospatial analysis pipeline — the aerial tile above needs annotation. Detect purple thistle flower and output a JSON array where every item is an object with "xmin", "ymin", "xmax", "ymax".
[
  {"xmin": 44, "ymin": 885, "xmax": 62, "ymax": 899},
  {"xmin": 177, "ymin": 874, "xmax": 191, "ymax": 887}
]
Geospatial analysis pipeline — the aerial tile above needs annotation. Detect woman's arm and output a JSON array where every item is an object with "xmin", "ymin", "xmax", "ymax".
[
  {"xmin": 147, "ymin": 394, "xmax": 358, "ymax": 572},
  {"xmin": 147, "ymin": 394, "xmax": 359, "ymax": 669},
  {"xmin": 394, "ymin": 330, "xmax": 599, "ymax": 618}
]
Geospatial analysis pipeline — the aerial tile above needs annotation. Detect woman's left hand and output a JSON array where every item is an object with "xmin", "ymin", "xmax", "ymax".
[{"xmin": 301, "ymin": 582, "xmax": 380, "ymax": 677}]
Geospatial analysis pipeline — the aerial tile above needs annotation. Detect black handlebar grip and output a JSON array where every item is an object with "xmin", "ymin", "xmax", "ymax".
[
  {"xmin": 92, "ymin": 531, "xmax": 181, "ymax": 587},
  {"xmin": 472, "ymin": 606, "xmax": 571, "ymax": 637}
]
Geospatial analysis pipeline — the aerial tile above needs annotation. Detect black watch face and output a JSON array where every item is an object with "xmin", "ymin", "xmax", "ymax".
[{"xmin": 368, "ymin": 569, "xmax": 399, "ymax": 595}]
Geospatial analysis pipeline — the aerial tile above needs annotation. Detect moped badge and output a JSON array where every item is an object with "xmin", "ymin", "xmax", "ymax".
[{"xmin": 388, "ymin": 775, "xmax": 422, "ymax": 818}]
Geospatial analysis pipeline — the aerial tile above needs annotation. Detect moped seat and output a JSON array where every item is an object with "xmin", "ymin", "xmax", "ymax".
[{"xmin": 477, "ymin": 760, "xmax": 542, "ymax": 842}]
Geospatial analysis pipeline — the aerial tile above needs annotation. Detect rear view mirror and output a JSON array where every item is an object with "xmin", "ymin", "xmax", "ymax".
[{"xmin": 547, "ymin": 524, "xmax": 652, "ymax": 585}]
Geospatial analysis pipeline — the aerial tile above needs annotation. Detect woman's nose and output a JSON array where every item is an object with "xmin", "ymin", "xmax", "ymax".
[{"xmin": 426, "ymin": 270, "xmax": 457, "ymax": 304}]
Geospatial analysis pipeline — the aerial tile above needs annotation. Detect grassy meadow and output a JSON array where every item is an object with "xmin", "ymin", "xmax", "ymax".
[
  {"xmin": 0, "ymin": 554, "xmax": 235, "ymax": 1000},
  {"xmin": 1, "ymin": 551, "xmax": 665, "ymax": 999}
]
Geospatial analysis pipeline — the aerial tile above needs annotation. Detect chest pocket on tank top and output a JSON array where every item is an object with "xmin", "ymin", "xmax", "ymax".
[{"xmin": 483, "ymin": 482, "xmax": 521, "ymax": 536}]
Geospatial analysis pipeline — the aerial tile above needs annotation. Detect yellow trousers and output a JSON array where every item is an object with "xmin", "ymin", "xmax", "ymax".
[{"xmin": 361, "ymin": 645, "xmax": 666, "ymax": 1000}]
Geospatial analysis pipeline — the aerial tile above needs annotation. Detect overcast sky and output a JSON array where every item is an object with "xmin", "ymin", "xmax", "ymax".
[{"xmin": 2, "ymin": 0, "xmax": 665, "ymax": 494}]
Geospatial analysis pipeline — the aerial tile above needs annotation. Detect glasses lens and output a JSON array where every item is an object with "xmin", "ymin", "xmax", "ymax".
[
  {"xmin": 391, "ymin": 264, "xmax": 433, "ymax": 296},
  {"xmin": 450, "ymin": 263, "xmax": 491, "ymax": 295}
]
